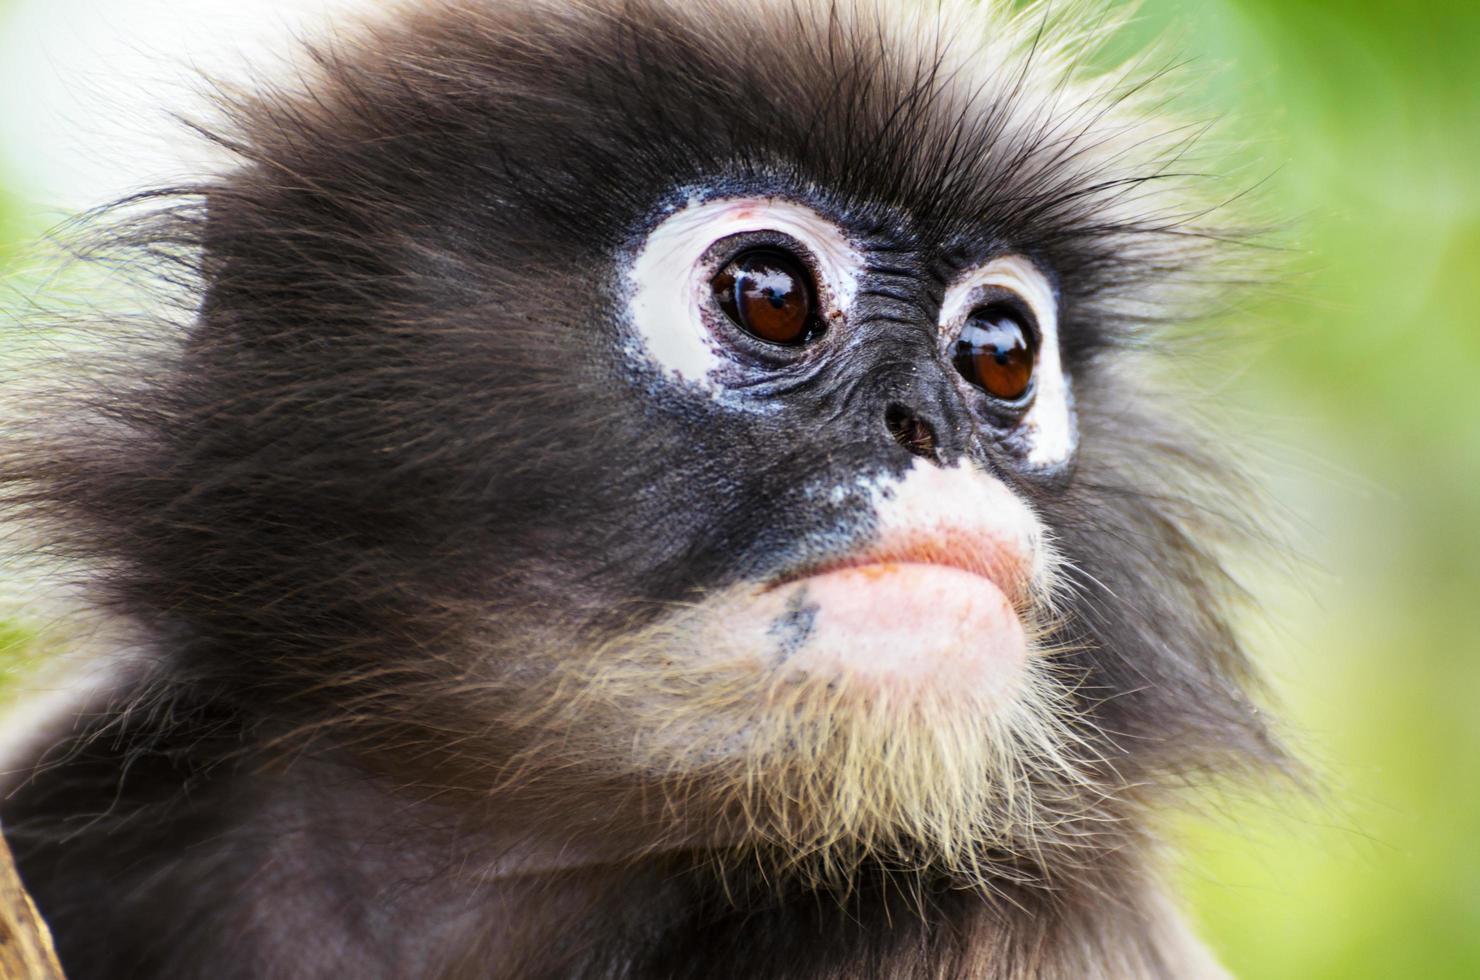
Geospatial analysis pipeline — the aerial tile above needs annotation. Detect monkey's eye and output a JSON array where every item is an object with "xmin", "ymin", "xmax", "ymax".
[
  {"xmin": 952, "ymin": 302, "xmax": 1037, "ymax": 402},
  {"xmin": 711, "ymin": 248, "xmax": 821, "ymax": 346}
]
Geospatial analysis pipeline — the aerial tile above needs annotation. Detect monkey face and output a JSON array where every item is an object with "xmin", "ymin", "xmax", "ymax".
[
  {"xmin": 621, "ymin": 193, "xmax": 1074, "ymax": 694},
  {"xmin": 440, "ymin": 187, "xmax": 1093, "ymax": 870}
]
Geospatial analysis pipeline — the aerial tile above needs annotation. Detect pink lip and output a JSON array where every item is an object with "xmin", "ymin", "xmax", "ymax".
[{"xmin": 770, "ymin": 530, "xmax": 1032, "ymax": 609}]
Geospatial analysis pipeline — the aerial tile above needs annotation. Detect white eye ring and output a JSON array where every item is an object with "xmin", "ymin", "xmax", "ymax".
[
  {"xmin": 625, "ymin": 195, "xmax": 862, "ymax": 396},
  {"xmin": 940, "ymin": 256, "xmax": 1075, "ymax": 467}
]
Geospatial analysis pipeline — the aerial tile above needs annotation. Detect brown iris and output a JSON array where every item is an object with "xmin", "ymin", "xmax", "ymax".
[
  {"xmin": 711, "ymin": 248, "xmax": 820, "ymax": 345},
  {"xmin": 952, "ymin": 303, "xmax": 1036, "ymax": 401}
]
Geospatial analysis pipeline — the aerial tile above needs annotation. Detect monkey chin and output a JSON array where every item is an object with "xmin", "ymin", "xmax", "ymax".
[{"xmin": 511, "ymin": 570, "xmax": 1075, "ymax": 882}]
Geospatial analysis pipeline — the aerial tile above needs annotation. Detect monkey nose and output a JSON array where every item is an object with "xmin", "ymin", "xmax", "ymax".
[{"xmin": 884, "ymin": 402, "xmax": 941, "ymax": 462}]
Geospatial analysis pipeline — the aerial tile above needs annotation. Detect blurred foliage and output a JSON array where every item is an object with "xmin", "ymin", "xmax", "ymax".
[
  {"xmin": 0, "ymin": 621, "xmax": 42, "ymax": 711},
  {"xmin": 1130, "ymin": 1, "xmax": 1480, "ymax": 977},
  {"xmin": 0, "ymin": 0, "xmax": 1477, "ymax": 975}
]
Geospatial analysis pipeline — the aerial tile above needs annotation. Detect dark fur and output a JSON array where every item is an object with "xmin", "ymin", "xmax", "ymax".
[{"xmin": 0, "ymin": 1, "xmax": 1280, "ymax": 976}]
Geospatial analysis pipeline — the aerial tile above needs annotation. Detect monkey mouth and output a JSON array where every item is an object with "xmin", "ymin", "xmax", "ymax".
[
  {"xmin": 767, "ymin": 530, "xmax": 1034, "ymax": 612},
  {"xmin": 713, "ymin": 461, "xmax": 1047, "ymax": 700},
  {"xmin": 739, "ymin": 529, "xmax": 1035, "ymax": 703}
]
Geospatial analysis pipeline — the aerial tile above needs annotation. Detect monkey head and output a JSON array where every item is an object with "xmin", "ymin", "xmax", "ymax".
[{"xmin": 6, "ymin": 0, "xmax": 1279, "ymax": 900}]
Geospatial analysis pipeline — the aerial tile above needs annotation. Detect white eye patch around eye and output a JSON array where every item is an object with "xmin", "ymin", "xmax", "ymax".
[
  {"xmin": 624, "ymin": 196, "xmax": 862, "ymax": 396},
  {"xmin": 940, "ymin": 256, "xmax": 1075, "ymax": 468}
]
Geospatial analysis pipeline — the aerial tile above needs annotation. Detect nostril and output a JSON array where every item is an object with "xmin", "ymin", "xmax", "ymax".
[{"xmin": 885, "ymin": 403, "xmax": 939, "ymax": 461}]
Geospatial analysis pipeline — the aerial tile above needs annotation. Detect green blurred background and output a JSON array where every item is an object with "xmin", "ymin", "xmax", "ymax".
[{"xmin": 1, "ymin": 0, "xmax": 1476, "ymax": 976}]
